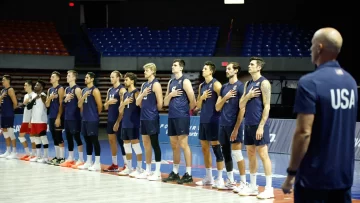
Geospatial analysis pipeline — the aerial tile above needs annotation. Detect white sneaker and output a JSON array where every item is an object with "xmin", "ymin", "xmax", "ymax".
[
  {"xmin": 37, "ymin": 158, "xmax": 47, "ymax": 163},
  {"xmin": 0, "ymin": 151, "xmax": 10, "ymax": 158},
  {"xmin": 147, "ymin": 172, "xmax": 161, "ymax": 181},
  {"xmin": 135, "ymin": 170, "xmax": 152, "ymax": 179},
  {"xmin": 78, "ymin": 162, "xmax": 92, "ymax": 170},
  {"xmin": 118, "ymin": 167, "xmax": 132, "ymax": 176},
  {"xmin": 257, "ymin": 187, "xmax": 274, "ymax": 199},
  {"xmin": 129, "ymin": 167, "xmax": 143, "ymax": 178},
  {"xmin": 212, "ymin": 177, "xmax": 224, "ymax": 189},
  {"xmin": 195, "ymin": 176, "xmax": 215, "ymax": 186},
  {"xmin": 217, "ymin": 178, "xmax": 236, "ymax": 190},
  {"xmin": 238, "ymin": 184, "xmax": 259, "ymax": 196},
  {"xmin": 88, "ymin": 163, "xmax": 101, "ymax": 171},
  {"xmin": 6, "ymin": 152, "xmax": 17, "ymax": 159},
  {"xmin": 233, "ymin": 181, "xmax": 247, "ymax": 193},
  {"xmin": 29, "ymin": 156, "xmax": 39, "ymax": 162}
]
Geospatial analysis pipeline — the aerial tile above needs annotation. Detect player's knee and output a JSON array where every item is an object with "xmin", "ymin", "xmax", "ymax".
[
  {"xmin": 18, "ymin": 136, "xmax": 27, "ymax": 143},
  {"xmin": 212, "ymin": 144, "xmax": 224, "ymax": 162},
  {"xmin": 56, "ymin": 130, "xmax": 64, "ymax": 143},
  {"xmin": 231, "ymin": 150, "xmax": 243, "ymax": 162},
  {"xmin": 132, "ymin": 143, "xmax": 142, "ymax": 155},
  {"xmin": 221, "ymin": 145, "xmax": 232, "ymax": 162},
  {"xmin": 123, "ymin": 142, "xmax": 132, "ymax": 154},
  {"xmin": 8, "ymin": 128, "xmax": 16, "ymax": 140},
  {"xmin": 40, "ymin": 135, "xmax": 49, "ymax": 145},
  {"xmin": 74, "ymin": 132, "xmax": 82, "ymax": 146},
  {"xmin": 29, "ymin": 136, "xmax": 35, "ymax": 143}
]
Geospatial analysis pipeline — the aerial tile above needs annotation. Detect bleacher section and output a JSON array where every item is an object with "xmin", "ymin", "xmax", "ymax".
[
  {"xmin": 0, "ymin": 20, "xmax": 68, "ymax": 56},
  {"xmin": 241, "ymin": 24, "xmax": 313, "ymax": 57},
  {"xmin": 87, "ymin": 27, "xmax": 219, "ymax": 57}
]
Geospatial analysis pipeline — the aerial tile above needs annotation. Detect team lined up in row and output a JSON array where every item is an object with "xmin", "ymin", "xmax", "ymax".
[{"xmin": 0, "ymin": 57, "xmax": 273, "ymax": 199}]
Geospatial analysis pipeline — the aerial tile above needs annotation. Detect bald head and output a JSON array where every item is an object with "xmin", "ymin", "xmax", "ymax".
[{"xmin": 313, "ymin": 27, "xmax": 343, "ymax": 54}]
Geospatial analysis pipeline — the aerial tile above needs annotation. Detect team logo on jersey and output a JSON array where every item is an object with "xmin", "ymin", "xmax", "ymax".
[
  {"xmin": 335, "ymin": 69, "xmax": 344, "ymax": 75},
  {"xmin": 116, "ymin": 89, "xmax": 119, "ymax": 92},
  {"xmin": 179, "ymin": 80, "xmax": 182, "ymax": 84},
  {"xmin": 171, "ymin": 86, "xmax": 176, "ymax": 92},
  {"xmin": 256, "ymin": 82, "xmax": 260, "ymax": 86},
  {"xmin": 233, "ymin": 85, "xmax": 237, "ymax": 90},
  {"xmin": 209, "ymin": 83, "xmax": 213, "ymax": 89}
]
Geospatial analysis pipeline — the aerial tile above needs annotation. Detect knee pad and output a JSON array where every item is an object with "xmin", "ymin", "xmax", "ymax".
[
  {"xmin": 124, "ymin": 143, "xmax": 132, "ymax": 154},
  {"xmin": 8, "ymin": 128, "xmax": 16, "ymax": 140},
  {"xmin": 74, "ymin": 132, "xmax": 82, "ymax": 146},
  {"xmin": 212, "ymin": 145, "xmax": 224, "ymax": 162},
  {"xmin": 3, "ymin": 131, "xmax": 10, "ymax": 139},
  {"xmin": 232, "ymin": 150, "xmax": 243, "ymax": 162},
  {"xmin": 40, "ymin": 136, "xmax": 49, "ymax": 145},
  {"xmin": 18, "ymin": 136, "xmax": 27, "ymax": 143},
  {"xmin": 132, "ymin": 143, "xmax": 142, "ymax": 155},
  {"xmin": 30, "ymin": 136, "xmax": 35, "ymax": 143},
  {"xmin": 56, "ymin": 130, "xmax": 64, "ymax": 143}
]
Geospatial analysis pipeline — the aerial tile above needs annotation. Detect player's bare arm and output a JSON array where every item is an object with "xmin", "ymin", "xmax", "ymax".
[
  {"xmin": 153, "ymin": 82, "xmax": 163, "ymax": 110},
  {"xmin": 93, "ymin": 88, "xmax": 103, "ymax": 114},
  {"xmin": 7, "ymin": 88, "xmax": 18, "ymax": 109}
]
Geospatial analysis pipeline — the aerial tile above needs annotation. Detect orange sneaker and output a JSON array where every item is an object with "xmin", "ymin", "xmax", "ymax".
[
  {"xmin": 60, "ymin": 160, "xmax": 76, "ymax": 167},
  {"xmin": 71, "ymin": 161, "xmax": 85, "ymax": 169},
  {"xmin": 24, "ymin": 155, "xmax": 36, "ymax": 161},
  {"xmin": 19, "ymin": 154, "xmax": 30, "ymax": 160}
]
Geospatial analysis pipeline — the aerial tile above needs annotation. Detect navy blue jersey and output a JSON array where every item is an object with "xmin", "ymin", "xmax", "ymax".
[
  {"xmin": 168, "ymin": 76, "xmax": 190, "ymax": 118},
  {"xmin": 122, "ymin": 89, "xmax": 141, "ymax": 128},
  {"xmin": 64, "ymin": 85, "xmax": 81, "ymax": 121},
  {"xmin": 82, "ymin": 86, "xmax": 99, "ymax": 122},
  {"xmin": 48, "ymin": 85, "xmax": 63, "ymax": 119},
  {"xmin": 294, "ymin": 61, "xmax": 358, "ymax": 190},
  {"xmin": 199, "ymin": 78, "xmax": 220, "ymax": 123},
  {"xmin": 1, "ymin": 87, "xmax": 14, "ymax": 117},
  {"xmin": 244, "ymin": 76, "xmax": 269, "ymax": 126},
  {"xmin": 219, "ymin": 81, "xmax": 244, "ymax": 126},
  {"xmin": 107, "ymin": 84, "xmax": 124, "ymax": 122},
  {"xmin": 140, "ymin": 79, "xmax": 159, "ymax": 120}
]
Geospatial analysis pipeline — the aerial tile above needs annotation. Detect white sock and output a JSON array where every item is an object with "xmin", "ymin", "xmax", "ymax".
[
  {"xmin": 146, "ymin": 163, "xmax": 151, "ymax": 172},
  {"xmin": 36, "ymin": 148, "xmax": 41, "ymax": 157},
  {"xmin": 186, "ymin": 167, "xmax": 191, "ymax": 175},
  {"xmin": 240, "ymin": 175, "xmax": 246, "ymax": 183},
  {"xmin": 78, "ymin": 151, "xmax": 83, "ymax": 162},
  {"xmin": 137, "ymin": 161, "xmax": 142, "ymax": 168},
  {"xmin": 265, "ymin": 175, "xmax": 272, "ymax": 188},
  {"xmin": 218, "ymin": 169, "xmax": 223, "ymax": 179},
  {"xmin": 25, "ymin": 148, "xmax": 30, "ymax": 154},
  {"xmin": 32, "ymin": 148, "xmax": 36, "ymax": 156},
  {"xmin": 173, "ymin": 164, "xmax": 179, "ymax": 174},
  {"xmin": 206, "ymin": 168, "xmax": 212, "ymax": 178},
  {"xmin": 227, "ymin": 171, "xmax": 234, "ymax": 182},
  {"xmin": 155, "ymin": 162, "xmax": 161, "ymax": 174},
  {"xmin": 68, "ymin": 151, "xmax": 74, "ymax": 161},
  {"xmin": 95, "ymin": 156, "xmax": 100, "ymax": 164},
  {"xmin": 250, "ymin": 173, "xmax": 257, "ymax": 187},
  {"xmin": 86, "ymin": 155, "xmax": 92, "ymax": 163},
  {"xmin": 12, "ymin": 147, "xmax": 16, "ymax": 153},
  {"xmin": 55, "ymin": 146, "xmax": 59, "ymax": 158},
  {"xmin": 6, "ymin": 146, "xmax": 10, "ymax": 153},
  {"xmin": 43, "ymin": 148, "xmax": 48, "ymax": 158},
  {"xmin": 112, "ymin": 156, "xmax": 118, "ymax": 165},
  {"xmin": 128, "ymin": 160, "xmax": 132, "ymax": 168},
  {"xmin": 59, "ymin": 147, "xmax": 64, "ymax": 158},
  {"xmin": 122, "ymin": 155, "xmax": 128, "ymax": 165}
]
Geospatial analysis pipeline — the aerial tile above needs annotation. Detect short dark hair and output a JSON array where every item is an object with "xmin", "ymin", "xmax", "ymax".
[
  {"xmin": 87, "ymin": 72, "xmax": 96, "ymax": 79},
  {"xmin": 228, "ymin": 62, "xmax": 241, "ymax": 72},
  {"xmin": 124, "ymin": 72, "xmax": 137, "ymax": 84},
  {"xmin": 204, "ymin": 61, "xmax": 216, "ymax": 74},
  {"xmin": 25, "ymin": 80, "xmax": 33, "ymax": 90},
  {"xmin": 37, "ymin": 80, "xmax": 46, "ymax": 88},
  {"xmin": 52, "ymin": 71, "xmax": 61, "ymax": 79},
  {"xmin": 173, "ymin": 59, "xmax": 185, "ymax": 67},
  {"xmin": 249, "ymin": 57, "xmax": 265, "ymax": 69},
  {"xmin": 3, "ymin": 75, "xmax": 11, "ymax": 82}
]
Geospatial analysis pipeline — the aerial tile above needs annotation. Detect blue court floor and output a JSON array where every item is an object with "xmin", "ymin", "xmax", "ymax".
[{"xmin": 1, "ymin": 139, "xmax": 360, "ymax": 199}]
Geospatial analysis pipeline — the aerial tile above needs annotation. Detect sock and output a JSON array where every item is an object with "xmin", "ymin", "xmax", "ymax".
[
  {"xmin": 12, "ymin": 147, "xmax": 16, "ymax": 153},
  {"xmin": 250, "ymin": 173, "xmax": 257, "ymax": 187},
  {"xmin": 241, "ymin": 175, "xmax": 246, "ymax": 183},
  {"xmin": 186, "ymin": 167, "xmax": 191, "ymax": 175},
  {"xmin": 146, "ymin": 163, "xmax": 151, "ymax": 172},
  {"xmin": 6, "ymin": 146, "xmax": 10, "ymax": 153},
  {"xmin": 206, "ymin": 168, "xmax": 212, "ymax": 178},
  {"xmin": 265, "ymin": 175, "xmax": 272, "ymax": 188},
  {"xmin": 78, "ymin": 151, "xmax": 83, "ymax": 162},
  {"xmin": 95, "ymin": 156, "xmax": 100, "ymax": 164},
  {"xmin": 112, "ymin": 156, "xmax": 117, "ymax": 165},
  {"xmin": 59, "ymin": 147, "xmax": 64, "ymax": 158},
  {"xmin": 218, "ymin": 170, "xmax": 223, "ymax": 179},
  {"xmin": 25, "ymin": 148, "xmax": 30, "ymax": 154},
  {"xmin": 227, "ymin": 171, "xmax": 234, "ymax": 182},
  {"xmin": 86, "ymin": 155, "xmax": 92, "ymax": 163},
  {"xmin": 122, "ymin": 155, "xmax": 128, "ymax": 165},
  {"xmin": 173, "ymin": 164, "xmax": 179, "ymax": 174},
  {"xmin": 55, "ymin": 146, "xmax": 59, "ymax": 158},
  {"xmin": 137, "ymin": 161, "xmax": 142, "ymax": 169},
  {"xmin": 155, "ymin": 162, "xmax": 161, "ymax": 174},
  {"xmin": 32, "ymin": 148, "xmax": 36, "ymax": 156},
  {"xmin": 68, "ymin": 151, "xmax": 74, "ymax": 161},
  {"xmin": 128, "ymin": 160, "xmax": 132, "ymax": 168},
  {"xmin": 43, "ymin": 148, "xmax": 48, "ymax": 158},
  {"xmin": 36, "ymin": 148, "xmax": 41, "ymax": 157}
]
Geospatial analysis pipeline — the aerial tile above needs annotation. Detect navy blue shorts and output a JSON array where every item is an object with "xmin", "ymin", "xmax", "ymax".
[
  {"xmin": 244, "ymin": 124, "xmax": 270, "ymax": 146},
  {"xmin": 64, "ymin": 120, "xmax": 81, "ymax": 134},
  {"xmin": 294, "ymin": 183, "xmax": 352, "ymax": 203},
  {"xmin": 140, "ymin": 119, "xmax": 159, "ymax": 135},
  {"xmin": 199, "ymin": 122, "xmax": 219, "ymax": 141},
  {"xmin": 81, "ymin": 121, "xmax": 99, "ymax": 136},
  {"xmin": 168, "ymin": 117, "xmax": 190, "ymax": 136},
  {"xmin": 1, "ymin": 117, "xmax": 14, "ymax": 128},
  {"xmin": 218, "ymin": 125, "xmax": 243, "ymax": 145},
  {"xmin": 121, "ymin": 128, "xmax": 140, "ymax": 140},
  {"xmin": 49, "ymin": 117, "xmax": 65, "ymax": 131},
  {"xmin": 107, "ymin": 120, "xmax": 122, "ymax": 136}
]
